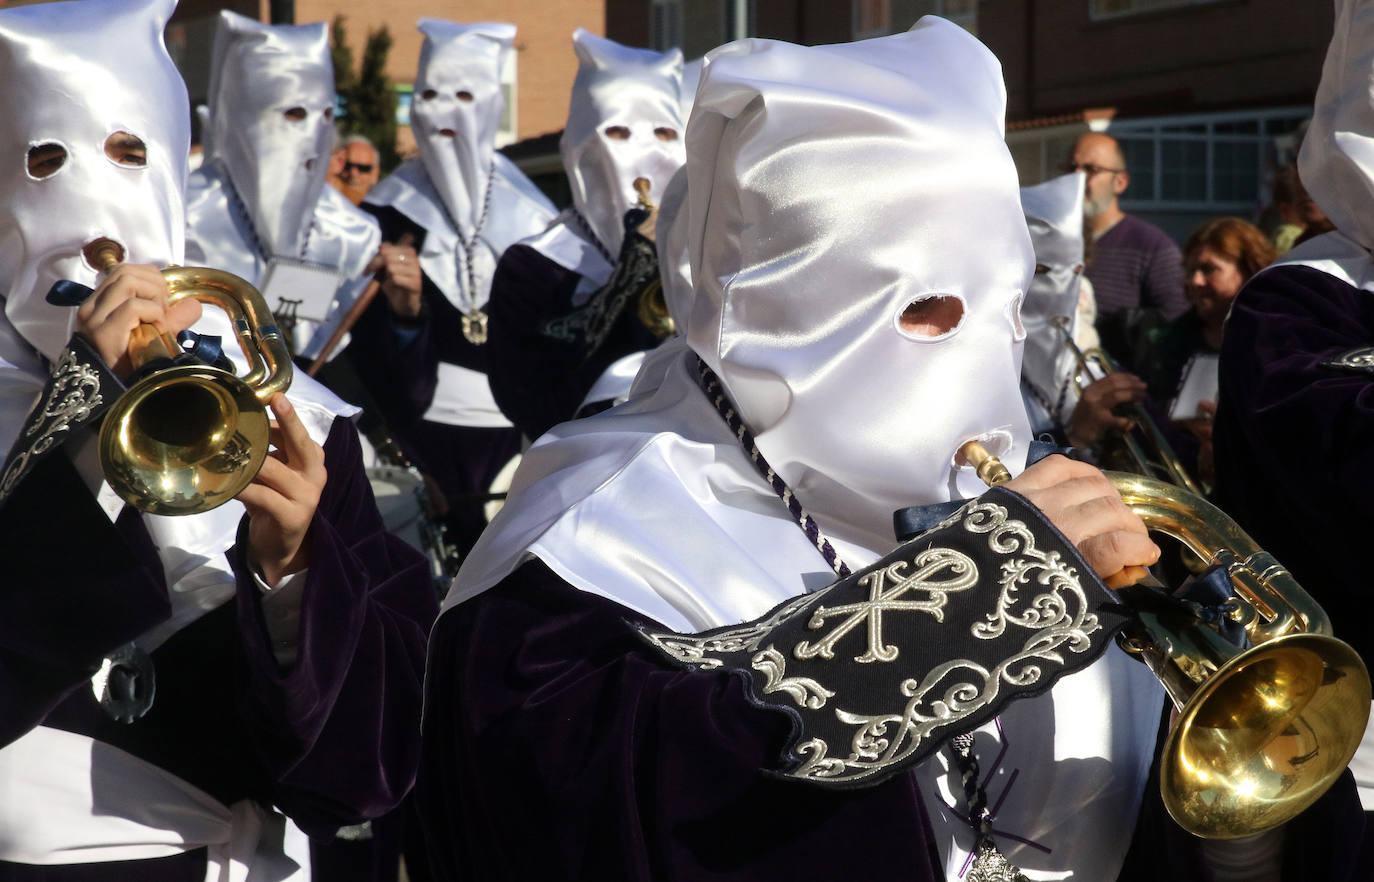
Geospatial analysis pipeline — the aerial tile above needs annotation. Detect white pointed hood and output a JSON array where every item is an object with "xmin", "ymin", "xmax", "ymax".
[
  {"xmin": 1019, "ymin": 172, "xmax": 1086, "ymax": 411},
  {"xmin": 207, "ymin": 10, "xmax": 334, "ymax": 260},
  {"xmin": 451, "ymin": 16, "xmax": 1034, "ymax": 622},
  {"xmin": 684, "ymin": 20, "xmax": 1033, "ymax": 549},
  {"xmin": 0, "ymin": 0, "xmax": 187, "ymax": 366},
  {"xmin": 560, "ymin": 29, "xmax": 685, "ymax": 256},
  {"xmin": 411, "ymin": 20, "xmax": 513, "ymax": 238}
]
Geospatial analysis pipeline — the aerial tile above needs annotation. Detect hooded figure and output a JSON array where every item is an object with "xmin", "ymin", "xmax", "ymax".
[
  {"xmin": 185, "ymin": 10, "xmax": 380, "ymax": 359},
  {"xmin": 1019, "ymin": 171, "xmax": 1088, "ymax": 434},
  {"xmin": 0, "ymin": 0, "xmax": 436, "ymax": 876},
  {"xmin": 419, "ymin": 19, "xmax": 1177, "ymax": 882},
  {"xmin": 344, "ymin": 18, "xmax": 554, "ymax": 557},
  {"xmin": 1215, "ymin": 0, "xmax": 1374, "ymax": 875},
  {"xmin": 485, "ymin": 29, "xmax": 687, "ymax": 440}
]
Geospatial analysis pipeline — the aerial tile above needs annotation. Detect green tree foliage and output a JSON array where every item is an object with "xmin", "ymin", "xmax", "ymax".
[{"xmin": 331, "ymin": 16, "xmax": 400, "ymax": 172}]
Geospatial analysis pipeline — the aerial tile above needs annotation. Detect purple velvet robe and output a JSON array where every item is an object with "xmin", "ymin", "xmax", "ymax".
[
  {"xmin": 0, "ymin": 417, "xmax": 439, "ymax": 880},
  {"xmin": 1214, "ymin": 262, "xmax": 1374, "ymax": 877},
  {"xmin": 345, "ymin": 204, "xmax": 522, "ymax": 556},
  {"xmin": 485, "ymin": 243, "xmax": 661, "ymax": 443},
  {"xmin": 418, "ymin": 559, "xmax": 1365, "ymax": 881}
]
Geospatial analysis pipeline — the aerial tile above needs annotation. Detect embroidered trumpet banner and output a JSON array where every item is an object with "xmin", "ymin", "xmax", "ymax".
[{"xmin": 642, "ymin": 486, "xmax": 1129, "ymax": 788}]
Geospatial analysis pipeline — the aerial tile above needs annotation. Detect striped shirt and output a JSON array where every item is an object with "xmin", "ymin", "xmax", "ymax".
[{"xmin": 1086, "ymin": 214, "xmax": 1188, "ymax": 319}]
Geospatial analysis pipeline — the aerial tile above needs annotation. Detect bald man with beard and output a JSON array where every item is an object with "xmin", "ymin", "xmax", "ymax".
[{"xmin": 1068, "ymin": 132, "xmax": 1188, "ymax": 369}]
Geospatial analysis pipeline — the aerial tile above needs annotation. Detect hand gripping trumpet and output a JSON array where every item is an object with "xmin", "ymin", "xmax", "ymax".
[
  {"xmin": 1050, "ymin": 315, "xmax": 1203, "ymax": 496},
  {"xmin": 90, "ymin": 240, "xmax": 292, "ymax": 516},
  {"xmin": 960, "ymin": 439, "xmax": 1371, "ymax": 839}
]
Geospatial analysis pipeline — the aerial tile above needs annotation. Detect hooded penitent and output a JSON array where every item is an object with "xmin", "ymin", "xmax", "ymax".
[
  {"xmin": 206, "ymin": 10, "xmax": 334, "ymax": 260},
  {"xmin": 450, "ymin": 22, "xmax": 1159, "ymax": 881},
  {"xmin": 411, "ymin": 20, "xmax": 513, "ymax": 239},
  {"xmin": 561, "ymin": 29, "xmax": 685, "ymax": 256},
  {"xmin": 0, "ymin": 0, "xmax": 187, "ymax": 367},
  {"xmin": 0, "ymin": 0, "xmax": 352, "ymax": 649},
  {"xmin": 1019, "ymin": 171, "xmax": 1086, "ymax": 420}
]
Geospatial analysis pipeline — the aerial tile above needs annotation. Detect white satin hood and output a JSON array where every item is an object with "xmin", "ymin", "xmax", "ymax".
[
  {"xmin": 684, "ymin": 19, "xmax": 1033, "ymax": 550},
  {"xmin": 451, "ymin": 17, "xmax": 1034, "ymax": 620},
  {"xmin": 0, "ymin": 0, "xmax": 187, "ymax": 365},
  {"xmin": 411, "ymin": 20, "xmax": 513, "ymax": 237},
  {"xmin": 1020, "ymin": 172, "xmax": 1085, "ymax": 411},
  {"xmin": 207, "ymin": 11, "xmax": 334, "ymax": 260},
  {"xmin": 560, "ymin": 29, "xmax": 685, "ymax": 255}
]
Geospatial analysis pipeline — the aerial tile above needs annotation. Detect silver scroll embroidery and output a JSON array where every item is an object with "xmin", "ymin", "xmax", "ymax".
[
  {"xmin": 0, "ymin": 348, "xmax": 104, "ymax": 500},
  {"xmin": 647, "ymin": 499, "xmax": 1102, "ymax": 787}
]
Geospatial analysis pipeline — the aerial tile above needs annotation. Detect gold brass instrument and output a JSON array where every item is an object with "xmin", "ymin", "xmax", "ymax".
[
  {"xmin": 91, "ymin": 240, "xmax": 292, "ymax": 516},
  {"xmin": 631, "ymin": 177, "xmax": 675, "ymax": 339},
  {"xmin": 1050, "ymin": 315, "xmax": 1203, "ymax": 496},
  {"xmin": 960, "ymin": 440, "xmax": 1371, "ymax": 839}
]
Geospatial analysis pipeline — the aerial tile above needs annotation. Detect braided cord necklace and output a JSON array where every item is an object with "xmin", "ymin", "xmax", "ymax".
[
  {"xmin": 450, "ymin": 160, "xmax": 496, "ymax": 344},
  {"xmin": 570, "ymin": 208, "xmax": 615, "ymax": 267},
  {"xmin": 223, "ymin": 169, "xmax": 313, "ymax": 263},
  {"xmin": 694, "ymin": 356, "xmax": 851, "ymax": 579}
]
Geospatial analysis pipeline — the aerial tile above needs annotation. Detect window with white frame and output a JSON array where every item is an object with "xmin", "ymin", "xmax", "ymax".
[
  {"xmin": 652, "ymin": 0, "xmax": 684, "ymax": 51},
  {"xmin": 1112, "ymin": 109, "xmax": 1308, "ymax": 211},
  {"xmin": 1090, "ymin": 0, "xmax": 1224, "ymax": 21},
  {"xmin": 496, "ymin": 48, "xmax": 518, "ymax": 147}
]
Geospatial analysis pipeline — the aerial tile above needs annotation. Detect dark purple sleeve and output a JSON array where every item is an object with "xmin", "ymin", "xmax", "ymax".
[
  {"xmin": 1143, "ymin": 229, "xmax": 1188, "ymax": 320},
  {"xmin": 484, "ymin": 244, "xmax": 594, "ymax": 440},
  {"xmin": 230, "ymin": 417, "xmax": 439, "ymax": 834},
  {"xmin": 1214, "ymin": 264, "xmax": 1374, "ymax": 665},
  {"xmin": 0, "ymin": 452, "xmax": 172, "ymax": 747},
  {"xmin": 417, "ymin": 559, "xmax": 944, "ymax": 882}
]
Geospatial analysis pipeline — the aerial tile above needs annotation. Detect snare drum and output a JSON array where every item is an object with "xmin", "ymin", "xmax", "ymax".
[{"xmin": 367, "ymin": 464, "xmax": 457, "ymax": 586}]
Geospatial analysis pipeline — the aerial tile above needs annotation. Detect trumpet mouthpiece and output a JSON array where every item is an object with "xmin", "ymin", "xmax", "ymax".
[
  {"xmin": 84, "ymin": 238, "xmax": 125, "ymax": 273},
  {"xmin": 633, "ymin": 177, "xmax": 652, "ymax": 207},
  {"xmin": 959, "ymin": 439, "xmax": 1012, "ymax": 486}
]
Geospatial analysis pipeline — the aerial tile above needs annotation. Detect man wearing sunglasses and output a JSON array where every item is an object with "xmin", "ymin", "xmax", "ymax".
[
  {"xmin": 332, "ymin": 134, "xmax": 381, "ymax": 205},
  {"xmin": 1068, "ymin": 132, "xmax": 1187, "ymax": 370}
]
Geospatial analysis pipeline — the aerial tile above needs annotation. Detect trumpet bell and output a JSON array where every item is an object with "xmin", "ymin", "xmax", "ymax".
[
  {"xmin": 98, "ymin": 363, "xmax": 271, "ymax": 516},
  {"xmin": 1161, "ymin": 632, "xmax": 1371, "ymax": 839}
]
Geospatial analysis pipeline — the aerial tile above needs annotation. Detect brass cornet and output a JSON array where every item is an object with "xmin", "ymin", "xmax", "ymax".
[
  {"xmin": 960, "ymin": 440, "xmax": 1371, "ymax": 840},
  {"xmin": 1050, "ymin": 315, "xmax": 1203, "ymax": 496},
  {"xmin": 91, "ymin": 241, "xmax": 292, "ymax": 516}
]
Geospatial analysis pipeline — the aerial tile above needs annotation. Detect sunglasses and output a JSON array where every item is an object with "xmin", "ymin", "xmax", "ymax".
[{"xmin": 343, "ymin": 161, "xmax": 375, "ymax": 174}]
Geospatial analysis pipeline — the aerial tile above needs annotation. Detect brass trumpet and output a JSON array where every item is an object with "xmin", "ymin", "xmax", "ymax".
[
  {"xmin": 631, "ymin": 177, "xmax": 675, "ymax": 339},
  {"xmin": 1050, "ymin": 315, "xmax": 1203, "ymax": 496},
  {"xmin": 960, "ymin": 440, "xmax": 1371, "ymax": 839},
  {"xmin": 91, "ymin": 241, "xmax": 292, "ymax": 516}
]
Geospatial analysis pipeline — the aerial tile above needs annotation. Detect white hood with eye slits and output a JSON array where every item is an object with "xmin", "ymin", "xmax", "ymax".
[
  {"xmin": 560, "ymin": 29, "xmax": 685, "ymax": 256},
  {"xmin": 0, "ymin": 0, "xmax": 187, "ymax": 368},
  {"xmin": 206, "ymin": 10, "xmax": 335, "ymax": 261},
  {"xmin": 451, "ymin": 17, "xmax": 1034, "ymax": 627},
  {"xmin": 1019, "ymin": 171, "xmax": 1086, "ymax": 417}
]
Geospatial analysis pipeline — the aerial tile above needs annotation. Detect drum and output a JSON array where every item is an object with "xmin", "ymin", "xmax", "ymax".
[
  {"xmin": 367, "ymin": 464, "xmax": 458, "ymax": 588},
  {"xmin": 484, "ymin": 453, "xmax": 522, "ymax": 523}
]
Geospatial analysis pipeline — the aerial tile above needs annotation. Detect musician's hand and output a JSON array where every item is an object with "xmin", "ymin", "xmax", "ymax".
[
  {"xmin": 373, "ymin": 243, "xmax": 423, "ymax": 318},
  {"xmin": 75, "ymin": 263, "xmax": 202, "ymax": 380},
  {"xmin": 237, "ymin": 394, "xmax": 327, "ymax": 589},
  {"xmin": 1004, "ymin": 454, "xmax": 1160, "ymax": 587},
  {"xmin": 1065, "ymin": 373, "xmax": 1147, "ymax": 449}
]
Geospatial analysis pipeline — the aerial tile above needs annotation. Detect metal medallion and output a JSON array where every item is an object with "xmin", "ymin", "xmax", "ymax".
[{"xmin": 91, "ymin": 642, "xmax": 156, "ymax": 723}]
